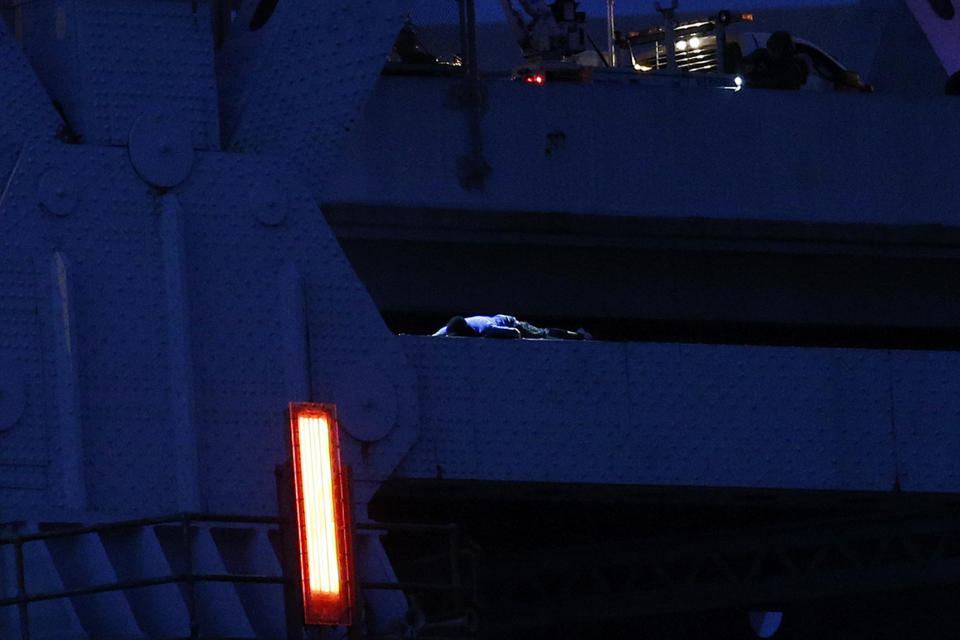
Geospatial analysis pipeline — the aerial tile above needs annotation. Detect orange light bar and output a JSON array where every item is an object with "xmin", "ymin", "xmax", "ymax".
[{"xmin": 289, "ymin": 403, "xmax": 354, "ymax": 626}]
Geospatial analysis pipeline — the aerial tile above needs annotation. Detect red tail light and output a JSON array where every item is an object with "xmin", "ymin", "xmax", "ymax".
[
  {"xmin": 525, "ymin": 73, "xmax": 546, "ymax": 85},
  {"xmin": 289, "ymin": 403, "xmax": 355, "ymax": 626}
]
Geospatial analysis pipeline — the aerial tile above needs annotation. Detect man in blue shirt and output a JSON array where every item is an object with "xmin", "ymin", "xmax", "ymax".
[{"xmin": 433, "ymin": 315, "xmax": 586, "ymax": 339}]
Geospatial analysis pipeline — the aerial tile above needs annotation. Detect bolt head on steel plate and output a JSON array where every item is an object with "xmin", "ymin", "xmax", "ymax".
[
  {"xmin": 38, "ymin": 169, "xmax": 79, "ymax": 216},
  {"xmin": 128, "ymin": 110, "xmax": 195, "ymax": 188}
]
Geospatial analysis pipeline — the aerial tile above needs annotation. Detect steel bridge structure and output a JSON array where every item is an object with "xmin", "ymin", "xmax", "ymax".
[{"xmin": 2, "ymin": 0, "xmax": 960, "ymax": 638}]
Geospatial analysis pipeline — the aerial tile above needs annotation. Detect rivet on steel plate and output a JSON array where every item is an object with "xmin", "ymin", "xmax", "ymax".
[
  {"xmin": 38, "ymin": 169, "xmax": 78, "ymax": 216},
  {"xmin": 129, "ymin": 109, "xmax": 195, "ymax": 188},
  {"xmin": 255, "ymin": 199, "xmax": 286, "ymax": 226}
]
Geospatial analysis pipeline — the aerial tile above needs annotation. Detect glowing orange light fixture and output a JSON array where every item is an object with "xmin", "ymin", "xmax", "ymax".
[{"xmin": 289, "ymin": 402, "xmax": 354, "ymax": 626}]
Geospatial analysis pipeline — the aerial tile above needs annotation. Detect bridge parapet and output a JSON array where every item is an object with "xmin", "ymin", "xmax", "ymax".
[
  {"xmin": 398, "ymin": 335, "xmax": 960, "ymax": 494},
  {"xmin": 327, "ymin": 75, "xmax": 960, "ymax": 228}
]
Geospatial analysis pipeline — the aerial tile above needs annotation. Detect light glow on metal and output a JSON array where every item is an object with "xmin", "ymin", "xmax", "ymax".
[
  {"xmin": 749, "ymin": 611, "xmax": 783, "ymax": 638},
  {"xmin": 298, "ymin": 413, "xmax": 341, "ymax": 594},
  {"xmin": 289, "ymin": 403, "xmax": 354, "ymax": 626}
]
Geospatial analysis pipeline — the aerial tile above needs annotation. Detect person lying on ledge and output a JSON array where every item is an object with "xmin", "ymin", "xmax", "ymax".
[{"xmin": 432, "ymin": 315, "xmax": 589, "ymax": 340}]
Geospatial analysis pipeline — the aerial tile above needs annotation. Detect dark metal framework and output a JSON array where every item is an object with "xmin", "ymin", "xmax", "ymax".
[
  {"xmin": 0, "ymin": 513, "xmax": 474, "ymax": 640},
  {"xmin": 0, "ymin": 513, "xmax": 282, "ymax": 640},
  {"xmin": 481, "ymin": 509, "xmax": 960, "ymax": 634}
]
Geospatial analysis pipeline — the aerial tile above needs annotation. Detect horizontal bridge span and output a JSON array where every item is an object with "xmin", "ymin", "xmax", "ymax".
[{"xmin": 396, "ymin": 336, "xmax": 960, "ymax": 493}]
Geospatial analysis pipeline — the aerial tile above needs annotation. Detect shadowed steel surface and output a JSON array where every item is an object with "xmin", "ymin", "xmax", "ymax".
[{"xmin": 2, "ymin": 0, "xmax": 960, "ymax": 637}]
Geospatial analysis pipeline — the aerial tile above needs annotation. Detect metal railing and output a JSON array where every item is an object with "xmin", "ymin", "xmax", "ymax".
[
  {"xmin": 0, "ymin": 513, "xmax": 284, "ymax": 640},
  {"xmin": 355, "ymin": 520, "xmax": 478, "ymax": 639},
  {"xmin": 0, "ymin": 513, "xmax": 474, "ymax": 640}
]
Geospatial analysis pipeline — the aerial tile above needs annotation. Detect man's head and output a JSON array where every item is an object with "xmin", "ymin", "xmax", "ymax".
[{"xmin": 444, "ymin": 316, "xmax": 478, "ymax": 337}]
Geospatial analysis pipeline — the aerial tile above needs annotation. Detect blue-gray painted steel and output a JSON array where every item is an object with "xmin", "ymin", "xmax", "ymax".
[
  {"xmin": 47, "ymin": 252, "xmax": 85, "ymax": 510},
  {"xmin": 0, "ymin": 16, "xmax": 61, "ymax": 185},
  {"xmin": 10, "ymin": 0, "xmax": 219, "ymax": 149},
  {"xmin": 2, "ymin": 1, "xmax": 960, "ymax": 636},
  {"xmin": 224, "ymin": 0, "xmax": 416, "ymax": 194},
  {"xmin": 394, "ymin": 337, "xmax": 960, "ymax": 492},
  {"xmin": 327, "ymin": 76, "xmax": 960, "ymax": 226}
]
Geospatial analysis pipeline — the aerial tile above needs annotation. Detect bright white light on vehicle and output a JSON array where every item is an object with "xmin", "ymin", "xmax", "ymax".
[
  {"xmin": 720, "ymin": 75, "xmax": 745, "ymax": 92},
  {"xmin": 633, "ymin": 63, "xmax": 653, "ymax": 72},
  {"xmin": 689, "ymin": 36, "xmax": 701, "ymax": 49},
  {"xmin": 675, "ymin": 39, "xmax": 687, "ymax": 51}
]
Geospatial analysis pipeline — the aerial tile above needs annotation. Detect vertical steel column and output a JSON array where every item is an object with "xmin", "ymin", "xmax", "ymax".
[
  {"xmin": 606, "ymin": 0, "xmax": 616, "ymax": 67},
  {"xmin": 276, "ymin": 464, "xmax": 305, "ymax": 640},
  {"xmin": 15, "ymin": 541, "xmax": 29, "ymax": 640},
  {"xmin": 160, "ymin": 195, "xmax": 201, "ymax": 512},
  {"xmin": 49, "ymin": 252, "xmax": 86, "ymax": 511},
  {"xmin": 280, "ymin": 263, "xmax": 310, "ymax": 403},
  {"xmin": 458, "ymin": 0, "xmax": 468, "ymax": 64},
  {"xmin": 715, "ymin": 19, "xmax": 727, "ymax": 73},
  {"xmin": 456, "ymin": 0, "xmax": 491, "ymax": 190},
  {"xmin": 657, "ymin": 0, "xmax": 678, "ymax": 71},
  {"xmin": 465, "ymin": 0, "xmax": 478, "ymax": 79},
  {"xmin": 448, "ymin": 529, "xmax": 462, "ymax": 612},
  {"xmin": 182, "ymin": 517, "xmax": 198, "ymax": 639}
]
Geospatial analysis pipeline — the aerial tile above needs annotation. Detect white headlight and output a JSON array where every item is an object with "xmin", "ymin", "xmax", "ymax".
[
  {"xmin": 675, "ymin": 39, "xmax": 687, "ymax": 51},
  {"xmin": 689, "ymin": 36, "xmax": 701, "ymax": 49}
]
